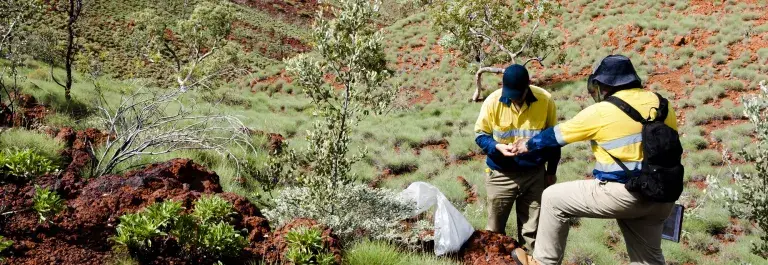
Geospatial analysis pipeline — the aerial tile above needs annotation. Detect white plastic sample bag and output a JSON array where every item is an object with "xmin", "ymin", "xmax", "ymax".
[{"xmin": 399, "ymin": 182, "xmax": 475, "ymax": 256}]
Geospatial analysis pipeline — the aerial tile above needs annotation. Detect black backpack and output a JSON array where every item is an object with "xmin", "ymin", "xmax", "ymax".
[{"xmin": 603, "ymin": 93, "xmax": 684, "ymax": 203}]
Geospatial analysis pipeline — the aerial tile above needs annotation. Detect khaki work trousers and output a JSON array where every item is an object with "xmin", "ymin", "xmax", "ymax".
[
  {"xmin": 533, "ymin": 180, "xmax": 675, "ymax": 265},
  {"xmin": 485, "ymin": 166, "xmax": 547, "ymax": 250}
]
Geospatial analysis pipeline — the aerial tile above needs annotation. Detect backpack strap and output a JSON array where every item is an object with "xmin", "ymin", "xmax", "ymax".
[
  {"xmin": 601, "ymin": 147, "xmax": 634, "ymax": 178},
  {"xmin": 604, "ymin": 96, "xmax": 645, "ymax": 122},
  {"xmin": 653, "ymin": 92, "xmax": 670, "ymax": 122},
  {"xmin": 605, "ymin": 92, "xmax": 671, "ymax": 122}
]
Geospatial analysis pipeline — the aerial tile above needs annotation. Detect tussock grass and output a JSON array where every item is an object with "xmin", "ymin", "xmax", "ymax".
[
  {"xmin": 0, "ymin": 129, "xmax": 65, "ymax": 163},
  {"xmin": 345, "ymin": 240, "xmax": 462, "ymax": 265}
]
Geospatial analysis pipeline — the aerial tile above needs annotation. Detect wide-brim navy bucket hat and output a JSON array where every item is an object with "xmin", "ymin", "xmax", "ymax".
[{"xmin": 587, "ymin": 55, "xmax": 642, "ymax": 89}]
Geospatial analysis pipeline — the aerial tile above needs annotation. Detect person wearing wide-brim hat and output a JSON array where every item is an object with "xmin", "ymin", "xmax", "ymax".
[
  {"xmin": 509, "ymin": 55, "xmax": 680, "ymax": 265},
  {"xmin": 473, "ymin": 64, "xmax": 561, "ymax": 251}
]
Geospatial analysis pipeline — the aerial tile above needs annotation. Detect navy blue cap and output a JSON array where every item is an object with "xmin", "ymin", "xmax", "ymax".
[
  {"xmin": 589, "ymin": 55, "xmax": 641, "ymax": 87},
  {"xmin": 500, "ymin": 64, "xmax": 530, "ymax": 106}
]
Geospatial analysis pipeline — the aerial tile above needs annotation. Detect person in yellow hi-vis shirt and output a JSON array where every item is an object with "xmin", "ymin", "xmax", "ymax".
[
  {"xmin": 474, "ymin": 64, "xmax": 561, "ymax": 251},
  {"xmin": 509, "ymin": 55, "xmax": 679, "ymax": 265}
]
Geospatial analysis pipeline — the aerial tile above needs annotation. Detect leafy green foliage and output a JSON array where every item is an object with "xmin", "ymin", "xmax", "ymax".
[
  {"xmin": 130, "ymin": 1, "xmax": 243, "ymax": 90},
  {"xmin": 0, "ymin": 149, "xmax": 58, "ymax": 181},
  {"xmin": 196, "ymin": 221, "xmax": 247, "ymax": 258},
  {"xmin": 32, "ymin": 185, "xmax": 65, "ymax": 223},
  {"xmin": 114, "ymin": 196, "xmax": 245, "ymax": 260},
  {"xmin": 282, "ymin": 0, "xmax": 396, "ymax": 221},
  {"xmin": 191, "ymin": 195, "xmax": 234, "ymax": 224},
  {"xmin": 113, "ymin": 201, "xmax": 182, "ymax": 249},
  {"xmin": 431, "ymin": 0, "xmax": 559, "ymax": 66},
  {"xmin": 730, "ymin": 81, "xmax": 768, "ymax": 258},
  {"xmin": 284, "ymin": 226, "xmax": 336, "ymax": 265}
]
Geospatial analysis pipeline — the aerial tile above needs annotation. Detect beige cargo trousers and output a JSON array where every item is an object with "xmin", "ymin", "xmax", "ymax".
[
  {"xmin": 485, "ymin": 165, "xmax": 548, "ymax": 250},
  {"xmin": 532, "ymin": 179, "xmax": 675, "ymax": 265}
]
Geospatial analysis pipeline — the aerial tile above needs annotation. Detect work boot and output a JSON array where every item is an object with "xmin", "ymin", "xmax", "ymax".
[
  {"xmin": 511, "ymin": 248, "xmax": 543, "ymax": 265},
  {"xmin": 527, "ymin": 255, "xmax": 543, "ymax": 265},
  {"xmin": 511, "ymin": 248, "xmax": 528, "ymax": 265}
]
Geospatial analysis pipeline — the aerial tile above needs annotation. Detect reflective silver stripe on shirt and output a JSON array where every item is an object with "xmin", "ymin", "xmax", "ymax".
[
  {"xmin": 493, "ymin": 129, "xmax": 542, "ymax": 139},
  {"xmin": 594, "ymin": 161, "xmax": 642, "ymax": 172},
  {"xmin": 476, "ymin": 132, "xmax": 492, "ymax": 138},
  {"xmin": 597, "ymin": 133, "xmax": 642, "ymax": 150},
  {"xmin": 554, "ymin": 125, "xmax": 567, "ymax": 146}
]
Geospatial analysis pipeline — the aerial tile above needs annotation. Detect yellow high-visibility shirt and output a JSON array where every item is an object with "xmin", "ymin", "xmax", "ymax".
[
  {"xmin": 474, "ymin": 85, "xmax": 557, "ymax": 144},
  {"xmin": 553, "ymin": 88, "xmax": 678, "ymax": 179},
  {"xmin": 474, "ymin": 85, "xmax": 559, "ymax": 172}
]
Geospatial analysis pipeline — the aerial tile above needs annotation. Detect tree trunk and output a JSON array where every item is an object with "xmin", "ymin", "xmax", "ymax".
[
  {"xmin": 472, "ymin": 67, "xmax": 504, "ymax": 102},
  {"xmin": 62, "ymin": 0, "xmax": 81, "ymax": 101}
]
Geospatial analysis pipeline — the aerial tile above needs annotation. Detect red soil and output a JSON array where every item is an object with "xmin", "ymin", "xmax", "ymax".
[
  {"xmin": 231, "ymin": 0, "xmax": 318, "ymax": 24},
  {"xmin": 459, "ymin": 230, "xmax": 524, "ymax": 265},
  {"xmin": 0, "ymin": 157, "xmax": 273, "ymax": 264},
  {"xmin": 408, "ymin": 88, "xmax": 435, "ymax": 105},
  {"xmin": 0, "ymin": 94, "xmax": 50, "ymax": 128}
]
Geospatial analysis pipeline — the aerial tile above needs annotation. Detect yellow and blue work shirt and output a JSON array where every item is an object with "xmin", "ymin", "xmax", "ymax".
[
  {"xmin": 474, "ymin": 85, "xmax": 561, "ymax": 175},
  {"xmin": 526, "ymin": 88, "xmax": 679, "ymax": 183}
]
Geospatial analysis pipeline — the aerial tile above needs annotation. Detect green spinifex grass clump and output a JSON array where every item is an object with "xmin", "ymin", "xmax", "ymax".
[
  {"xmin": 32, "ymin": 185, "xmax": 65, "ymax": 223},
  {"xmin": 113, "ymin": 196, "xmax": 247, "ymax": 260}
]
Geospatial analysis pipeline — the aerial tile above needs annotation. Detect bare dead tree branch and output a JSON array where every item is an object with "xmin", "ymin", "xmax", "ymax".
[
  {"xmin": 513, "ymin": 21, "xmax": 540, "ymax": 60},
  {"xmin": 472, "ymin": 21, "xmax": 544, "ymax": 102},
  {"xmin": 472, "ymin": 66, "xmax": 504, "ymax": 102},
  {"xmin": 89, "ymin": 87, "xmax": 256, "ymax": 177}
]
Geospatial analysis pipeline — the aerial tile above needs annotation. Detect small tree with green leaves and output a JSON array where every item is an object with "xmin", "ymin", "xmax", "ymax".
[
  {"xmin": 130, "ymin": 1, "xmax": 244, "ymax": 91},
  {"xmin": 732, "ymin": 80, "xmax": 768, "ymax": 258},
  {"xmin": 431, "ymin": 0, "xmax": 559, "ymax": 101},
  {"xmin": 284, "ymin": 0, "xmax": 394, "ymax": 202},
  {"xmin": 0, "ymin": 0, "xmax": 42, "ymax": 113}
]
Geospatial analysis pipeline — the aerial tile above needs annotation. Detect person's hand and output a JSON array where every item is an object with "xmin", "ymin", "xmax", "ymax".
[
  {"xmin": 495, "ymin": 143, "xmax": 516, "ymax": 157},
  {"xmin": 510, "ymin": 138, "xmax": 529, "ymax": 156},
  {"xmin": 546, "ymin": 174, "xmax": 557, "ymax": 185}
]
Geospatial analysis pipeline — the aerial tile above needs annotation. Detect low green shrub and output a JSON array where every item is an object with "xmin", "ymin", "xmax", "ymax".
[
  {"xmin": 686, "ymin": 150, "xmax": 723, "ymax": 167},
  {"xmin": 196, "ymin": 221, "xmax": 248, "ymax": 258},
  {"xmin": 715, "ymin": 80, "xmax": 746, "ymax": 92},
  {"xmin": 191, "ymin": 195, "xmax": 235, "ymax": 224},
  {"xmin": 32, "ymin": 185, "xmax": 65, "ymax": 223},
  {"xmin": 686, "ymin": 232, "xmax": 721, "ymax": 255},
  {"xmin": 114, "ymin": 197, "xmax": 247, "ymax": 260},
  {"xmin": 681, "ymin": 135, "xmax": 708, "ymax": 151},
  {"xmin": 0, "ymin": 149, "xmax": 59, "ymax": 180},
  {"xmin": 265, "ymin": 183, "xmax": 415, "ymax": 240},
  {"xmin": 113, "ymin": 201, "xmax": 183, "ymax": 249},
  {"xmin": 685, "ymin": 106, "xmax": 731, "ymax": 125},
  {"xmin": 285, "ymin": 226, "xmax": 336, "ymax": 265}
]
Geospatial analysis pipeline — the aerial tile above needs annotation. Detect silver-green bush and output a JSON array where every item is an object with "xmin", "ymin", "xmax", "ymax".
[{"xmin": 265, "ymin": 183, "xmax": 414, "ymax": 240}]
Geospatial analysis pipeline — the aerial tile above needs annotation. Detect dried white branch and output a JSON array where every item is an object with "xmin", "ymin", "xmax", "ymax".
[
  {"xmin": 90, "ymin": 87, "xmax": 255, "ymax": 177},
  {"xmin": 472, "ymin": 66, "xmax": 504, "ymax": 102}
]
